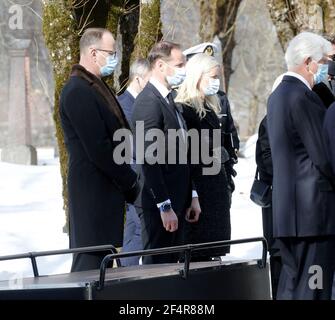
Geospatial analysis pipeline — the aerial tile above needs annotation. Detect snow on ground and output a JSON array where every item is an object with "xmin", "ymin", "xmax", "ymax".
[
  {"xmin": 0, "ymin": 149, "xmax": 71, "ymax": 281},
  {"xmin": 0, "ymin": 141, "xmax": 262, "ymax": 281}
]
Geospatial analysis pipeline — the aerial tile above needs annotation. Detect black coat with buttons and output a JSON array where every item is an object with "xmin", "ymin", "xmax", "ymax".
[{"xmin": 179, "ymin": 104, "xmax": 231, "ymax": 258}]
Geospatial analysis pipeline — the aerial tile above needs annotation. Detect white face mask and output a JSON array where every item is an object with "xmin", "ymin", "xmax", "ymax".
[
  {"xmin": 203, "ymin": 78, "xmax": 220, "ymax": 96},
  {"xmin": 162, "ymin": 61, "xmax": 186, "ymax": 87},
  {"xmin": 313, "ymin": 63, "xmax": 329, "ymax": 85},
  {"xmin": 96, "ymin": 51, "xmax": 118, "ymax": 77}
]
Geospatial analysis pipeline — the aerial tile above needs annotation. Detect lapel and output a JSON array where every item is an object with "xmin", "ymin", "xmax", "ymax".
[
  {"xmin": 146, "ymin": 82, "xmax": 179, "ymax": 123},
  {"xmin": 283, "ymin": 75, "xmax": 326, "ymax": 109},
  {"xmin": 70, "ymin": 64, "xmax": 129, "ymax": 129}
]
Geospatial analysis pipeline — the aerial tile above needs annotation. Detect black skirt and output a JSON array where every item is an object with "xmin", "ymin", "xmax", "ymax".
[{"xmin": 184, "ymin": 166, "xmax": 231, "ymax": 260}]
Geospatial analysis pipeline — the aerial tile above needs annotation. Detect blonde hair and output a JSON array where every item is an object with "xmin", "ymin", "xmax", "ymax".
[{"xmin": 175, "ymin": 53, "xmax": 221, "ymax": 118}]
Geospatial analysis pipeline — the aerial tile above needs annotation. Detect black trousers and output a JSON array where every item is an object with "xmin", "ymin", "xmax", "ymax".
[
  {"xmin": 262, "ymin": 206, "xmax": 282, "ymax": 300},
  {"xmin": 276, "ymin": 236, "xmax": 335, "ymax": 300},
  {"xmin": 137, "ymin": 206, "xmax": 185, "ymax": 264},
  {"xmin": 269, "ymin": 254, "xmax": 282, "ymax": 300}
]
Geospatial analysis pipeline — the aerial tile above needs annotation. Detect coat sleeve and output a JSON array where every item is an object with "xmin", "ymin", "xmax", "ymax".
[
  {"xmin": 132, "ymin": 97, "xmax": 170, "ymax": 205},
  {"xmin": 62, "ymin": 86, "xmax": 137, "ymax": 192},
  {"xmin": 218, "ymin": 92, "xmax": 240, "ymax": 150},
  {"xmin": 290, "ymin": 92, "xmax": 334, "ymax": 180},
  {"xmin": 256, "ymin": 116, "xmax": 273, "ymax": 178}
]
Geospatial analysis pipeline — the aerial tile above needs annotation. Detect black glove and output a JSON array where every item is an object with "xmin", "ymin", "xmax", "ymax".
[
  {"xmin": 228, "ymin": 175, "xmax": 235, "ymax": 193},
  {"xmin": 124, "ymin": 177, "xmax": 141, "ymax": 204},
  {"xmin": 225, "ymin": 161, "xmax": 237, "ymax": 177}
]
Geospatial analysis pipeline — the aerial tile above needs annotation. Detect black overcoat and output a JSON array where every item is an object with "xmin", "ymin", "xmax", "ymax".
[
  {"xmin": 60, "ymin": 65, "xmax": 137, "ymax": 249},
  {"xmin": 267, "ymin": 75, "xmax": 335, "ymax": 238},
  {"xmin": 180, "ymin": 104, "xmax": 231, "ymax": 258}
]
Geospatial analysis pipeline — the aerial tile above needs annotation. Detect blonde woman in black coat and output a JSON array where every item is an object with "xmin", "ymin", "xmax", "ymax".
[{"xmin": 175, "ymin": 53, "xmax": 231, "ymax": 261}]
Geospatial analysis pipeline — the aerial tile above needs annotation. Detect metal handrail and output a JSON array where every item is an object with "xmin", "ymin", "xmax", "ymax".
[
  {"xmin": 0, "ymin": 237, "xmax": 267, "ymax": 287},
  {"xmin": 0, "ymin": 245, "xmax": 120, "ymax": 277},
  {"xmin": 97, "ymin": 237, "xmax": 268, "ymax": 290}
]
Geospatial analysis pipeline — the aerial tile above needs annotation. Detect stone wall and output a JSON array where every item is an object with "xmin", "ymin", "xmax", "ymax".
[{"xmin": 0, "ymin": 0, "xmax": 55, "ymax": 148}]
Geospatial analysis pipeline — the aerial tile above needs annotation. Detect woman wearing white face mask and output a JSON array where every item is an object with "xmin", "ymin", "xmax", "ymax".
[{"xmin": 175, "ymin": 53, "xmax": 231, "ymax": 261}]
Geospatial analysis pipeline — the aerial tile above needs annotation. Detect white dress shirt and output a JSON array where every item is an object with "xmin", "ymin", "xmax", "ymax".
[
  {"xmin": 285, "ymin": 71, "xmax": 312, "ymax": 90},
  {"xmin": 126, "ymin": 86, "xmax": 138, "ymax": 99}
]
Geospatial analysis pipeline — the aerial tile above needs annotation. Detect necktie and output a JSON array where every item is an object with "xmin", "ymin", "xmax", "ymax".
[{"xmin": 167, "ymin": 92, "xmax": 187, "ymax": 131}]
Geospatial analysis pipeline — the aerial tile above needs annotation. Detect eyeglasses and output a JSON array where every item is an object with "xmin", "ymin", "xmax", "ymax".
[{"xmin": 96, "ymin": 49, "xmax": 117, "ymax": 59}]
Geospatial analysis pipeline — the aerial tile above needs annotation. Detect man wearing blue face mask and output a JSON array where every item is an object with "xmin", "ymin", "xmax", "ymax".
[
  {"xmin": 267, "ymin": 32, "xmax": 335, "ymax": 300},
  {"xmin": 132, "ymin": 41, "xmax": 201, "ymax": 264},
  {"xmin": 60, "ymin": 28, "xmax": 140, "ymax": 272}
]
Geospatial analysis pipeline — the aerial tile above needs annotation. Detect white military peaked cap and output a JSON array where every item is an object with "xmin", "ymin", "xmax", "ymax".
[{"xmin": 183, "ymin": 42, "xmax": 218, "ymax": 60}]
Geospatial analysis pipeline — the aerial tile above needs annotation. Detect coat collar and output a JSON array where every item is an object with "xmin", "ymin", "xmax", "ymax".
[
  {"xmin": 70, "ymin": 64, "xmax": 129, "ymax": 129},
  {"xmin": 202, "ymin": 107, "xmax": 220, "ymax": 128},
  {"xmin": 283, "ymin": 73, "xmax": 311, "ymax": 90}
]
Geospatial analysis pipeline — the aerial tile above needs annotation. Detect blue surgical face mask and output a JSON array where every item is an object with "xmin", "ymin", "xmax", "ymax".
[
  {"xmin": 97, "ymin": 52, "xmax": 118, "ymax": 77},
  {"xmin": 313, "ymin": 63, "xmax": 328, "ymax": 85},
  {"xmin": 203, "ymin": 78, "xmax": 220, "ymax": 96},
  {"xmin": 164, "ymin": 62, "xmax": 186, "ymax": 87}
]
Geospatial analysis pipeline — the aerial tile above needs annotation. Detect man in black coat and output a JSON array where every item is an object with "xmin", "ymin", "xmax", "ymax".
[
  {"xmin": 267, "ymin": 32, "xmax": 335, "ymax": 300},
  {"xmin": 118, "ymin": 58, "xmax": 150, "ymax": 266},
  {"xmin": 132, "ymin": 41, "xmax": 201, "ymax": 264},
  {"xmin": 60, "ymin": 28, "xmax": 140, "ymax": 272}
]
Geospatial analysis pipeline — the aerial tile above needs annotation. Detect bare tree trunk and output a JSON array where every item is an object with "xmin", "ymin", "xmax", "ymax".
[
  {"xmin": 132, "ymin": 0, "xmax": 162, "ymax": 60},
  {"xmin": 42, "ymin": 0, "xmax": 139, "ymax": 232},
  {"xmin": 117, "ymin": 1, "xmax": 140, "ymax": 92},
  {"xmin": 199, "ymin": 0, "xmax": 242, "ymax": 92},
  {"xmin": 42, "ymin": 0, "xmax": 80, "ymax": 232},
  {"xmin": 266, "ymin": 0, "xmax": 335, "ymax": 50}
]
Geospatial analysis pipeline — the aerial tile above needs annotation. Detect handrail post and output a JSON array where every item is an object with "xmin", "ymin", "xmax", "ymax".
[
  {"xmin": 29, "ymin": 253, "xmax": 39, "ymax": 277},
  {"xmin": 258, "ymin": 238, "xmax": 268, "ymax": 269},
  {"xmin": 180, "ymin": 248, "xmax": 191, "ymax": 279},
  {"xmin": 97, "ymin": 255, "xmax": 114, "ymax": 291}
]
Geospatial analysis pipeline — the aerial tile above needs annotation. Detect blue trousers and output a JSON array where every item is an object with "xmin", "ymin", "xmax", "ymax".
[{"xmin": 120, "ymin": 204, "xmax": 143, "ymax": 266}]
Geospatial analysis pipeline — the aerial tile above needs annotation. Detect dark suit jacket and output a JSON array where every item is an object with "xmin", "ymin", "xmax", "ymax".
[
  {"xmin": 267, "ymin": 75, "xmax": 335, "ymax": 238},
  {"xmin": 118, "ymin": 90, "xmax": 136, "ymax": 123},
  {"xmin": 323, "ymin": 102, "xmax": 335, "ymax": 176},
  {"xmin": 131, "ymin": 82, "xmax": 192, "ymax": 215},
  {"xmin": 60, "ymin": 65, "xmax": 137, "ymax": 248}
]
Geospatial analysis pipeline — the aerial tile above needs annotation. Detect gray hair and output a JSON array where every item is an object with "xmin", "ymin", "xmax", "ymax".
[
  {"xmin": 79, "ymin": 28, "xmax": 113, "ymax": 55},
  {"xmin": 129, "ymin": 58, "xmax": 150, "ymax": 81},
  {"xmin": 285, "ymin": 32, "xmax": 332, "ymax": 69}
]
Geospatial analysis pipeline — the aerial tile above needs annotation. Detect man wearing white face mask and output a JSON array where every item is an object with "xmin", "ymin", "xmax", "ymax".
[
  {"xmin": 267, "ymin": 31, "xmax": 335, "ymax": 300},
  {"xmin": 60, "ymin": 28, "xmax": 140, "ymax": 272},
  {"xmin": 132, "ymin": 41, "xmax": 201, "ymax": 264}
]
